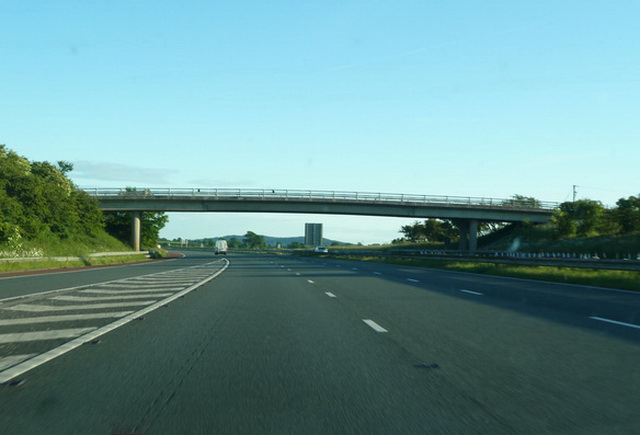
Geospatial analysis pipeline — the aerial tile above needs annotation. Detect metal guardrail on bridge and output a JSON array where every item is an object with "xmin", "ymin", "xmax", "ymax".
[{"xmin": 82, "ymin": 188, "xmax": 559, "ymax": 210}]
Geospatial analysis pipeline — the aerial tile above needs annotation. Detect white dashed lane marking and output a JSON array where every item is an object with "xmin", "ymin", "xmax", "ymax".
[
  {"xmin": 589, "ymin": 316, "xmax": 640, "ymax": 330},
  {"xmin": 362, "ymin": 319, "xmax": 388, "ymax": 333}
]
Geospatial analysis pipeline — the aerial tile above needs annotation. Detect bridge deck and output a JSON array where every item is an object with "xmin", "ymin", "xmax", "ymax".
[{"xmin": 84, "ymin": 188, "xmax": 557, "ymax": 223}]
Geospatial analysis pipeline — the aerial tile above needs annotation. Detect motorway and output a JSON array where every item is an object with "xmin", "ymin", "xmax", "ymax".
[{"xmin": 0, "ymin": 252, "xmax": 639, "ymax": 434}]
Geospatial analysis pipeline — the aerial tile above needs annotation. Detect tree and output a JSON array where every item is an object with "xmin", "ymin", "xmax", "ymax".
[
  {"xmin": 243, "ymin": 231, "xmax": 266, "ymax": 249},
  {"xmin": 399, "ymin": 221, "xmax": 426, "ymax": 242},
  {"xmin": 104, "ymin": 211, "xmax": 168, "ymax": 248},
  {"xmin": 423, "ymin": 218, "xmax": 458, "ymax": 243},
  {"xmin": 503, "ymin": 195, "xmax": 542, "ymax": 208},
  {"xmin": 0, "ymin": 145, "xmax": 106, "ymax": 242},
  {"xmin": 552, "ymin": 199, "xmax": 606, "ymax": 237},
  {"xmin": 614, "ymin": 195, "xmax": 640, "ymax": 234}
]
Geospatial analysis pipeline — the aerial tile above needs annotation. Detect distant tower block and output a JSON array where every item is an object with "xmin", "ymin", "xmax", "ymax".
[{"xmin": 305, "ymin": 223, "xmax": 323, "ymax": 246}]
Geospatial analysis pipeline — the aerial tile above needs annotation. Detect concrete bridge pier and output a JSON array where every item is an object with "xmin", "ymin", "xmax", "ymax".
[
  {"xmin": 458, "ymin": 219, "xmax": 478, "ymax": 252},
  {"xmin": 131, "ymin": 212, "xmax": 141, "ymax": 251}
]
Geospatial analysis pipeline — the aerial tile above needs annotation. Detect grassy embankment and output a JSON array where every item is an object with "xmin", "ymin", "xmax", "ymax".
[
  {"xmin": 0, "ymin": 233, "xmax": 153, "ymax": 274},
  {"xmin": 321, "ymin": 253, "xmax": 640, "ymax": 292},
  {"xmin": 321, "ymin": 228, "xmax": 640, "ymax": 292}
]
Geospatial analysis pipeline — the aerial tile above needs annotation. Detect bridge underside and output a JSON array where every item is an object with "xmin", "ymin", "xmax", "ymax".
[
  {"xmin": 98, "ymin": 196, "xmax": 552, "ymax": 252},
  {"xmin": 99, "ymin": 197, "xmax": 551, "ymax": 222}
]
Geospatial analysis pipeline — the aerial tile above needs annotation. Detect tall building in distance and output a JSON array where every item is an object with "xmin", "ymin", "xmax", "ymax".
[{"xmin": 304, "ymin": 223, "xmax": 323, "ymax": 246}]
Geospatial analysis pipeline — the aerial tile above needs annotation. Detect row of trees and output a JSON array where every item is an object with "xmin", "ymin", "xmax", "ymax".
[
  {"xmin": 0, "ymin": 146, "xmax": 168, "ymax": 251},
  {"xmin": 552, "ymin": 197, "xmax": 640, "ymax": 238},
  {"xmin": 395, "ymin": 195, "xmax": 640, "ymax": 245},
  {"xmin": 179, "ymin": 231, "xmax": 268, "ymax": 250},
  {"xmin": 0, "ymin": 145, "xmax": 105, "ymax": 245}
]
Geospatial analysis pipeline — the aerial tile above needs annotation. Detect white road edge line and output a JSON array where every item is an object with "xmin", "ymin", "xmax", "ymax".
[
  {"xmin": 460, "ymin": 289, "xmax": 484, "ymax": 296},
  {"xmin": 362, "ymin": 319, "xmax": 388, "ymax": 333},
  {"xmin": 589, "ymin": 316, "xmax": 640, "ymax": 330},
  {"xmin": 0, "ymin": 258, "xmax": 230, "ymax": 384},
  {"xmin": 325, "ymin": 292, "xmax": 337, "ymax": 298}
]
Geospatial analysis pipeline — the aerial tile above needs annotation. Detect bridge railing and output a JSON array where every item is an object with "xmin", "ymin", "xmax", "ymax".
[{"xmin": 82, "ymin": 188, "xmax": 559, "ymax": 210}]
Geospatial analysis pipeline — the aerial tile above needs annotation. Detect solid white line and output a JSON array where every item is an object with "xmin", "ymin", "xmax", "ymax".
[
  {"xmin": 51, "ymin": 294, "xmax": 173, "ymax": 302},
  {"xmin": 460, "ymin": 289, "xmax": 484, "ymax": 296},
  {"xmin": 5, "ymin": 301, "xmax": 157, "ymax": 312},
  {"xmin": 325, "ymin": 292, "xmax": 337, "ymax": 298},
  {"xmin": 307, "ymin": 280, "xmax": 315, "ymax": 284},
  {"xmin": 0, "ymin": 355, "xmax": 37, "ymax": 371},
  {"xmin": 0, "ymin": 258, "xmax": 230, "ymax": 384},
  {"xmin": 0, "ymin": 311, "xmax": 133, "ymax": 326},
  {"xmin": 0, "ymin": 328, "xmax": 96, "ymax": 344},
  {"xmin": 362, "ymin": 319, "xmax": 388, "ymax": 332},
  {"xmin": 407, "ymin": 278, "xmax": 420, "ymax": 283},
  {"xmin": 589, "ymin": 316, "xmax": 640, "ymax": 330}
]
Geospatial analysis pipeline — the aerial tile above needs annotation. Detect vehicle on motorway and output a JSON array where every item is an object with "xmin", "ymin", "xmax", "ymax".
[
  {"xmin": 215, "ymin": 239, "xmax": 228, "ymax": 255},
  {"xmin": 314, "ymin": 246, "xmax": 329, "ymax": 253}
]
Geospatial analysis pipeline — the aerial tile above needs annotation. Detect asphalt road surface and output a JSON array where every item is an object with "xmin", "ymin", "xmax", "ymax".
[{"xmin": 0, "ymin": 252, "xmax": 639, "ymax": 434}]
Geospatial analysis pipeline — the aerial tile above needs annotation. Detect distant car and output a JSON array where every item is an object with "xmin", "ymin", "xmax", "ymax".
[{"xmin": 314, "ymin": 246, "xmax": 329, "ymax": 253}]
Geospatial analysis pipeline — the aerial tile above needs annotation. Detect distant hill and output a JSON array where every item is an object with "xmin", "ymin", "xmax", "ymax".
[
  {"xmin": 219, "ymin": 235, "xmax": 349, "ymax": 247},
  {"xmin": 164, "ymin": 235, "xmax": 350, "ymax": 247}
]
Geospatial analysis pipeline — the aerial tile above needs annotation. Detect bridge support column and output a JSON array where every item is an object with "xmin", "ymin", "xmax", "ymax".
[
  {"xmin": 458, "ymin": 219, "xmax": 478, "ymax": 252},
  {"xmin": 131, "ymin": 212, "xmax": 141, "ymax": 251}
]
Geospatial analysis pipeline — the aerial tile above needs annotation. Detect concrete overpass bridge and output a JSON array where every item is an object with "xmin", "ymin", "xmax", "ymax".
[{"xmin": 84, "ymin": 188, "xmax": 559, "ymax": 251}]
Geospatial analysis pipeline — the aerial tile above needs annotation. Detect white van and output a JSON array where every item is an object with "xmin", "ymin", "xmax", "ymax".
[{"xmin": 215, "ymin": 239, "xmax": 228, "ymax": 255}]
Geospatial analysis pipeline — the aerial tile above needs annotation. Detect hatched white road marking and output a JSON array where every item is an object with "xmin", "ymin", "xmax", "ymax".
[
  {"xmin": 0, "ymin": 355, "xmax": 37, "ymax": 371},
  {"xmin": 51, "ymin": 294, "xmax": 173, "ymax": 302},
  {"xmin": 362, "ymin": 319, "xmax": 388, "ymax": 332},
  {"xmin": 6, "ymin": 301, "xmax": 157, "ymax": 312},
  {"xmin": 0, "ymin": 311, "xmax": 133, "ymax": 326},
  {"xmin": 0, "ymin": 259, "xmax": 230, "ymax": 383},
  {"xmin": 0, "ymin": 328, "xmax": 96, "ymax": 344},
  {"xmin": 81, "ymin": 288, "xmax": 183, "ymax": 294}
]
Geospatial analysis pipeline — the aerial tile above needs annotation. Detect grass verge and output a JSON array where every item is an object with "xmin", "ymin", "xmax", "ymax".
[
  {"xmin": 325, "ymin": 254, "xmax": 640, "ymax": 292},
  {"xmin": 0, "ymin": 254, "xmax": 151, "ymax": 274}
]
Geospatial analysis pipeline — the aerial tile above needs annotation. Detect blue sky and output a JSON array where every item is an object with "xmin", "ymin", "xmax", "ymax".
[{"xmin": 2, "ymin": 1, "xmax": 639, "ymax": 244}]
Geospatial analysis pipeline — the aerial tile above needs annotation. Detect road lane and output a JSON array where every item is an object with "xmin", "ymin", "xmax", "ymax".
[
  {"xmin": 0, "ymin": 257, "xmax": 228, "ymax": 383},
  {"xmin": 0, "ymin": 253, "xmax": 638, "ymax": 434}
]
